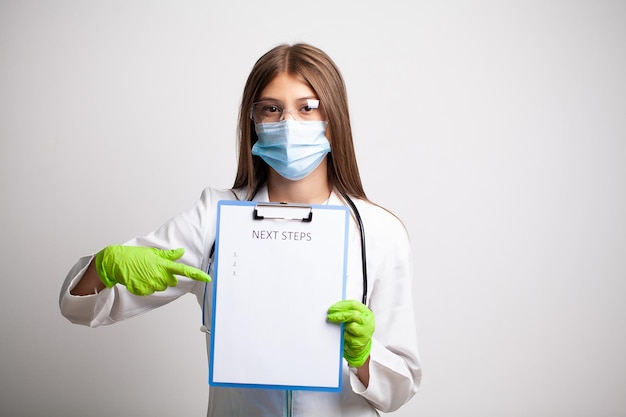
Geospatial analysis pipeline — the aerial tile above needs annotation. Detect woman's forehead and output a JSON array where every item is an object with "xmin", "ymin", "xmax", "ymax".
[{"xmin": 259, "ymin": 72, "xmax": 316, "ymax": 100}]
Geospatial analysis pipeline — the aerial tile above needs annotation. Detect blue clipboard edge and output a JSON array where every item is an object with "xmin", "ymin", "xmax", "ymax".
[{"xmin": 208, "ymin": 200, "xmax": 349, "ymax": 392}]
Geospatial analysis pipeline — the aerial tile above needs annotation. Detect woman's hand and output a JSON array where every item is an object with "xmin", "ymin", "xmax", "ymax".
[
  {"xmin": 95, "ymin": 245, "xmax": 211, "ymax": 296},
  {"xmin": 327, "ymin": 300, "xmax": 375, "ymax": 368}
]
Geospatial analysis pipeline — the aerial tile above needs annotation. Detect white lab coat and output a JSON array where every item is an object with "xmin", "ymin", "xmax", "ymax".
[{"xmin": 59, "ymin": 186, "xmax": 421, "ymax": 416}]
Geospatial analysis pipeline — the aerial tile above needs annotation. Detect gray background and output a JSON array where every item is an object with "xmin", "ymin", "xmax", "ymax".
[{"xmin": 1, "ymin": 1, "xmax": 625, "ymax": 416}]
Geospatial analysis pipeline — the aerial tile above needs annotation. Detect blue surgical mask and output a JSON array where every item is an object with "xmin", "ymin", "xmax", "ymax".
[{"xmin": 252, "ymin": 120, "xmax": 331, "ymax": 181}]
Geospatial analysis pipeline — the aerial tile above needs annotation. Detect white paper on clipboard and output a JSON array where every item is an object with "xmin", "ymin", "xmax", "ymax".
[{"xmin": 209, "ymin": 200, "xmax": 349, "ymax": 391}]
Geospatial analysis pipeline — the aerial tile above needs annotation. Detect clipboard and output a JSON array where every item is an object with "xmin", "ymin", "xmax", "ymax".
[{"xmin": 208, "ymin": 200, "xmax": 349, "ymax": 392}]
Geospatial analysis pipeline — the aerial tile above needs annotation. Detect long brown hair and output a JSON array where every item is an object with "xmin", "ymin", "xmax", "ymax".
[{"xmin": 232, "ymin": 43, "xmax": 367, "ymax": 201}]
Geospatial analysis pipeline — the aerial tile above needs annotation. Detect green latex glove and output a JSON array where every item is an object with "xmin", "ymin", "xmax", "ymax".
[
  {"xmin": 95, "ymin": 245, "xmax": 211, "ymax": 296},
  {"xmin": 327, "ymin": 300, "xmax": 375, "ymax": 368}
]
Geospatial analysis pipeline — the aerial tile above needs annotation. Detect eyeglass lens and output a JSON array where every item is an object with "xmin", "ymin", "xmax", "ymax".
[{"xmin": 252, "ymin": 99, "xmax": 322, "ymax": 123}]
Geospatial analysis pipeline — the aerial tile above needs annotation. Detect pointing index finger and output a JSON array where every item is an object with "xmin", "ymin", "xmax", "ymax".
[{"xmin": 166, "ymin": 261, "xmax": 212, "ymax": 283}]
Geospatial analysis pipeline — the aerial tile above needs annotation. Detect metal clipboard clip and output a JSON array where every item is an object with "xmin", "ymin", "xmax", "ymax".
[{"xmin": 253, "ymin": 202, "xmax": 313, "ymax": 222}]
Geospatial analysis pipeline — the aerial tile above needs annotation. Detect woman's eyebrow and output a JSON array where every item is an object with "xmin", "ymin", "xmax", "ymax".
[
  {"xmin": 256, "ymin": 97, "xmax": 282, "ymax": 102},
  {"xmin": 256, "ymin": 96, "xmax": 318, "ymax": 102}
]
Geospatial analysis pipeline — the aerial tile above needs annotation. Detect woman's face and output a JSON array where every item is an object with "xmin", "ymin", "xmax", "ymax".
[
  {"xmin": 256, "ymin": 72, "xmax": 330, "ymax": 141},
  {"xmin": 254, "ymin": 72, "xmax": 331, "ymax": 191}
]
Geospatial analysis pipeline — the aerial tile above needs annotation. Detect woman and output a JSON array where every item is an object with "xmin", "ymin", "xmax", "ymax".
[{"xmin": 60, "ymin": 43, "xmax": 421, "ymax": 416}]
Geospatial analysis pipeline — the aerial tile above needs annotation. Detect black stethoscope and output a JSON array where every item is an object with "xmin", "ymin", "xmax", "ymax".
[{"xmin": 200, "ymin": 192, "xmax": 367, "ymax": 334}]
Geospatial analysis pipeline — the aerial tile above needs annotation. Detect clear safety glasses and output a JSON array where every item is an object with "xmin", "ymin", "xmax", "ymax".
[{"xmin": 250, "ymin": 98, "xmax": 324, "ymax": 123}]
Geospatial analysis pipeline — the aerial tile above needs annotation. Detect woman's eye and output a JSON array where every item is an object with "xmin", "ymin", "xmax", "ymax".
[
  {"xmin": 299, "ymin": 99, "xmax": 319, "ymax": 115},
  {"xmin": 265, "ymin": 105, "xmax": 280, "ymax": 113}
]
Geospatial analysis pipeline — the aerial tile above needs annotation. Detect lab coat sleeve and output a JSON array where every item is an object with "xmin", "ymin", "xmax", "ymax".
[
  {"xmin": 349, "ymin": 204, "xmax": 422, "ymax": 412},
  {"xmin": 59, "ymin": 187, "xmax": 225, "ymax": 327}
]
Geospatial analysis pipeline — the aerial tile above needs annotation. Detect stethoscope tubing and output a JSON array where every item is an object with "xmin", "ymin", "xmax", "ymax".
[{"xmin": 341, "ymin": 192, "xmax": 368, "ymax": 305}]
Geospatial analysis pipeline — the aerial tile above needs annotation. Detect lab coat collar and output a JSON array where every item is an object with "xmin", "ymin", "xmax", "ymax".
[{"xmin": 249, "ymin": 185, "xmax": 345, "ymax": 207}]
